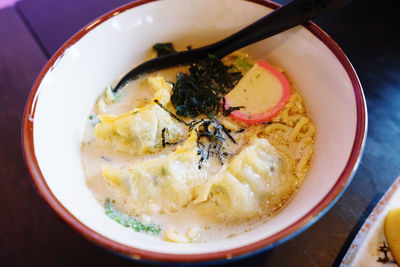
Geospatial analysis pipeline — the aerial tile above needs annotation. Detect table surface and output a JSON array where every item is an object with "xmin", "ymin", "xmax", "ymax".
[{"xmin": 1, "ymin": 0, "xmax": 399, "ymax": 266}]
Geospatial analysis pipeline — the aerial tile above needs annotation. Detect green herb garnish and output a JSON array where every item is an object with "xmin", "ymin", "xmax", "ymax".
[
  {"xmin": 113, "ymin": 94, "xmax": 122, "ymax": 103},
  {"xmin": 105, "ymin": 199, "xmax": 161, "ymax": 234},
  {"xmin": 89, "ymin": 114, "xmax": 100, "ymax": 126},
  {"xmin": 171, "ymin": 54, "xmax": 242, "ymax": 118},
  {"xmin": 235, "ymin": 57, "xmax": 253, "ymax": 71},
  {"xmin": 152, "ymin": 42, "xmax": 177, "ymax": 57}
]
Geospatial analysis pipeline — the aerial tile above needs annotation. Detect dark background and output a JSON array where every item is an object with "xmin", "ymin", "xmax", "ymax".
[{"xmin": 1, "ymin": 0, "xmax": 399, "ymax": 266}]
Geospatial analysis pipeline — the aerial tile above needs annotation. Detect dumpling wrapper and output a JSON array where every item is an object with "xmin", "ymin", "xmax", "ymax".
[
  {"xmin": 94, "ymin": 76, "xmax": 185, "ymax": 154},
  {"xmin": 195, "ymin": 137, "xmax": 292, "ymax": 220},
  {"xmin": 102, "ymin": 133, "xmax": 207, "ymax": 215}
]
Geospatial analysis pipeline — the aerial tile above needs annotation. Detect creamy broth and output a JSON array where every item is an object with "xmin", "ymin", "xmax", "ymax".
[{"xmin": 81, "ymin": 54, "xmax": 315, "ymax": 242}]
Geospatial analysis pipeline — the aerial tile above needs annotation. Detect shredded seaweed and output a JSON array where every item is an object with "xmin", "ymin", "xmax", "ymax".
[
  {"xmin": 171, "ymin": 54, "xmax": 242, "ymax": 118},
  {"xmin": 154, "ymin": 99, "xmax": 187, "ymax": 125},
  {"xmin": 154, "ymin": 100, "xmax": 236, "ymax": 169},
  {"xmin": 221, "ymin": 96, "xmax": 244, "ymax": 117},
  {"xmin": 192, "ymin": 118, "xmax": 235, "ymax": 169},
  {"xmin": 152, "ymin": 42, "xmax": 177, "ymax": 57},
  {"xmin": 105, "ymin": 199, "xmax": 161, "ymax": 234},
  {"xmin": 161, "ymin": 128, "xmax": 178, "ymax": 148}
]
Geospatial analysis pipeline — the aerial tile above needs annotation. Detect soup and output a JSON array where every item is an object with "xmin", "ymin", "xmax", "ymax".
[{"xmin": 81, "ymin": 47, "xmax": 315, "ymax": 242}]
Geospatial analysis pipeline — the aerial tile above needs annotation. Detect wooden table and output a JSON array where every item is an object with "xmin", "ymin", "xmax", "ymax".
[{"xmin": 1, "ymin": 0, "xmax": 399, "ymax": 266}]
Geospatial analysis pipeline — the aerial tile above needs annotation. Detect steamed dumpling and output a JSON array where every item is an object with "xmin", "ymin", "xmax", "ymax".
[
  {"xmin": 102, "ymin": 133, "xmax": 207, "ymax": 215},
  {"xmin": 94, "ymin": 76, "xmax": 185, "ymax": 154},
  {"xmin": 195, "ymin": 137, "xmax": 293, "ymax": 220}
]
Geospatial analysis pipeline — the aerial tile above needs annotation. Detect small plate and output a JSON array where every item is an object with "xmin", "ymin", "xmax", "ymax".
[{"xmin": 341, "ymin": 176, "xmax": 400, "ymax": 266}]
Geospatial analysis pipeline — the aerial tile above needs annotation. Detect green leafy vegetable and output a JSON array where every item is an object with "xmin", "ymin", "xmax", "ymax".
[
  {"xmin": 89, "ymin": 114, "xmax": 100, "ymax": 126},
  {"xmin": 235, "ymin": 57, "xmax": 253, "ymax": 71},
  {"xmin": 152, "ymin": 42, "xmax": 177, "ymax": 57},
  {"xmin": 105, "ymin": 199, "xmax": 161, "ymax": 234},
  {"xmin": 104, "ymin": 85, "xmax": 122, "ymax": 103},
  {"xmin": 171, "ymin": 55, "xmax": 242, "ymax": 118}
]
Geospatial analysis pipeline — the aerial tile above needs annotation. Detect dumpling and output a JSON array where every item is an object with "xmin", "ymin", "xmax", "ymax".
[
  {"xmin": 94, "ymin": 76, "xmax": 186, "ymax": 154},
  {"xmin": 195, "ymin": 137, "xmax": 293, "ymax": 220},
  {"xmin": 102, "ymin": 133, "xmax": 207, "ymax": 215}
]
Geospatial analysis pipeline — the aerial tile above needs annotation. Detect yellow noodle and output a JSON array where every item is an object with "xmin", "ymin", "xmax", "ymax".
[
  {"xmin": 296, "ymin": 145, "xmax": 313, "ymax": 177},
  {"xmin": 263, "ymin": 123, "xmax": 292, "ymax": 135},
  {"xmin": 298, "ymin": 136, "xmax": 313, "ymax": 149},
  {"xmin": 289, "ymin": 117, "xmax": 310, "ymax": 142},
  {"xmin": 281, "ymin": 107, "xmax": 290, "ymax": 124},
  {"xmin": 260, "ymin": 90, "xmax": 315, "ymax": 183}
]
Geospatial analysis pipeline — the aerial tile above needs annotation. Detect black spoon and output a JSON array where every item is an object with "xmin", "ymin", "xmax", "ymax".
[{"xmin": 114, "ymin": 0, "xmax": 349, "ymax": 92}]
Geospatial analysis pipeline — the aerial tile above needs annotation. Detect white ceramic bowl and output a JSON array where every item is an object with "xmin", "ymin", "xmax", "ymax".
[{"xmin": 22, "ymin": 0, "xmax": 367, "ymax": 263}]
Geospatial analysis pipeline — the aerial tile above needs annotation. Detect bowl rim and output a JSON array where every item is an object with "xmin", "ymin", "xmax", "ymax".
[{"xmin": 22, "ymin": 0, "xmax": 367, "ymax": 263}]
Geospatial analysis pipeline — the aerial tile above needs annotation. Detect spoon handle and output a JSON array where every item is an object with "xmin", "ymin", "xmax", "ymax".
[
  {"xmin": 209, "ymin": 0, "xmax": 350, "ymax": 58},
  {"xmin": 114, "ymin": 0, "xmax": 350, "ymax": 91}
]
